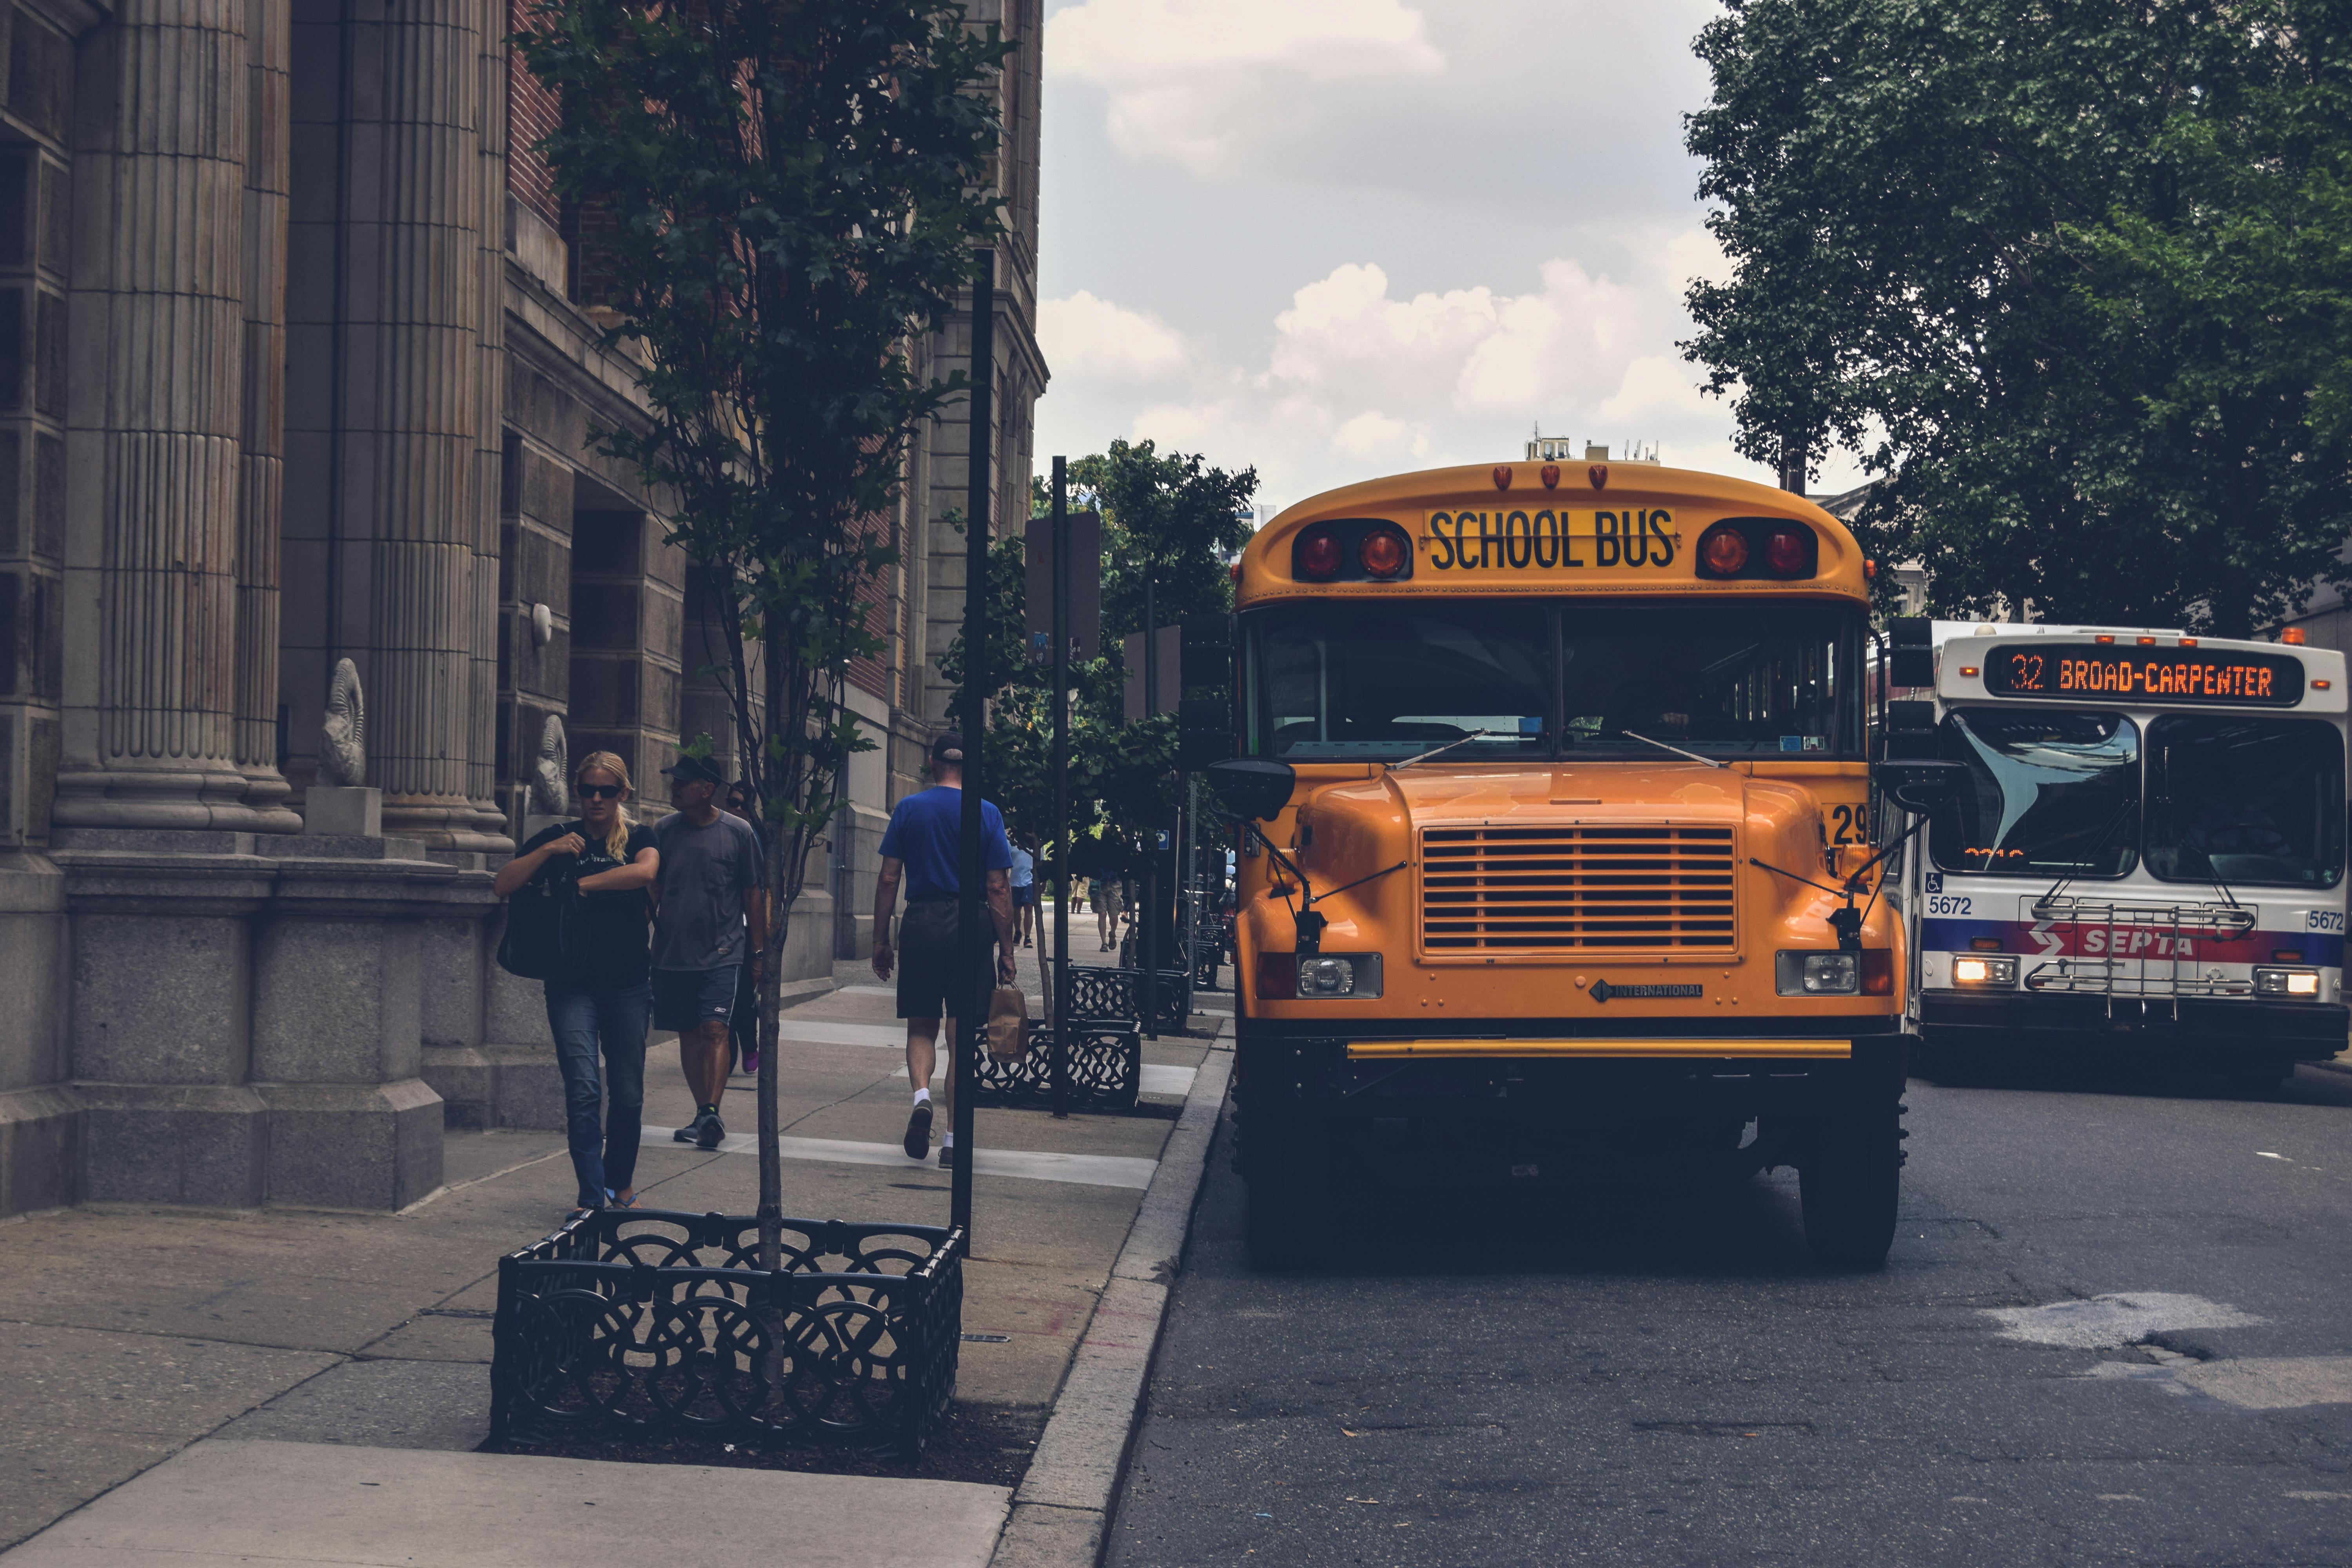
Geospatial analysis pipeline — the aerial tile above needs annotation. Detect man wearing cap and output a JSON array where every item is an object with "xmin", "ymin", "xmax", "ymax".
[
  {"xmin": 872, "ymin": 732, "xmax": 1018, "ymax": 1169},
  {"xmin": 653, "ymin": 754, "xmax": 768, "ymax": 1150}
]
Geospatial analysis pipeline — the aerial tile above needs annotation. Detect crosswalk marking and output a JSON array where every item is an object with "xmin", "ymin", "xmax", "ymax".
[{"xmin": 642, "ymin": 1128, "xmax": 1158, "ymax": 1190}]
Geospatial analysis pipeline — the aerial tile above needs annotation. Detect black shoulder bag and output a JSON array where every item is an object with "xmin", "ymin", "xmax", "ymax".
[{"xmin": 496, "ymin": 857, "xmax": 584, "ymax": 980}]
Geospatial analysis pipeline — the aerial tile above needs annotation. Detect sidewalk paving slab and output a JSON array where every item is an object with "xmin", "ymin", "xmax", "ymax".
[
  {"xmin": 0, "ymin": 1439, "xmax": 1008, "ymax": 1568},
  {"xmin": 0, "ymin": 944, "xmax": 1226, "ymax": 1557}
]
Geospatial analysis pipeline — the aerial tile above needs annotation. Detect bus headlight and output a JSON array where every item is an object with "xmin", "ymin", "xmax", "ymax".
[
  {"xmin": 2254, "ymin": 967, "xmax": 2322, "ymax": 998},
  {"xmin": 1297, "ymin": 954, "xmax": 1383, "ymax": 998},
  {"xmin": 1776, "ymin": 951, "xmax": 1859, "ymax": 995},
  {"xmin": 1949, "ymin": 955, "xmax": 2018, "ymax": 987}
]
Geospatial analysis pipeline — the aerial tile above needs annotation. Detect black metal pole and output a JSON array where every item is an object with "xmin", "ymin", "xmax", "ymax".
[
  {"xmin": 1141, "ymin": 552, "xmax": 1158, "ymax": 1040},
  {"xmin": 954, "ymin": 251, "xmax": 994, "ymax": 1239},
  {"xmin": 1050, "ymin": 457, "xmax": 1071, "ymax": 1118}
]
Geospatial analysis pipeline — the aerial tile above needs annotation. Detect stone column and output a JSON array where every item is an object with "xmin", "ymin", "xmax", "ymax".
[
  {"xmin": 465, "ymin": 1, "xmax": 507, "ymax": 839},
  {"xmin": 234, "ymin": 0, "xmax": 296, "ymax": 817},
  {"xmin": 53, "ymin": 0, "xmax": 295, "ymax": 831},
  {"xmin": 330, "ymin": 0, "xmax": 504, "ymax": 849}
]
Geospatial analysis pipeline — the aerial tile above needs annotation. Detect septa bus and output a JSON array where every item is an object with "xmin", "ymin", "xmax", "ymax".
[{"xmin": 1884, "ymin": 619, "xmax": 2349, "ymax": 1090}]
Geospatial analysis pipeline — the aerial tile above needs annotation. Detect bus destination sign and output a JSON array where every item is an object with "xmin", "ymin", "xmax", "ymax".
[{"xmin": 1984, "ymin": 644, "xmax": 2304, "ymax": 706}]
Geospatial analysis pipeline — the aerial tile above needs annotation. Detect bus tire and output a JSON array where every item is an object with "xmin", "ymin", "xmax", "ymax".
[
  {"xmin": 1244, "ymin": 1115, "xmax": 1332, "ymax": 1270},
  {"xmin": 1799, "ymin": 1102, "xmax": 1902, "ymax": 1268}
]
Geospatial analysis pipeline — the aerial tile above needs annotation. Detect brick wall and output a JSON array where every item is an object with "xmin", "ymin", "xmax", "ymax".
[
  {"xmin": 506, "ymin": 0, "xmax": 561, "ymax": 232},
  {"xmin": 847, "ymin": 510, "xmax": 895, "ymax": 702}
]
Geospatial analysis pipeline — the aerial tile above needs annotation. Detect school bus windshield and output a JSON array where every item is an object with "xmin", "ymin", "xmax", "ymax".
[{"xmin": 1246, "ymin": 598, "xmax": 1865, "ymax": 761}]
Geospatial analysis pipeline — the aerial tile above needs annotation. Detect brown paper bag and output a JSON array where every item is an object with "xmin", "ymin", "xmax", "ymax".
[{"xmin": 987, "ymin": 985, "xmax": 1031, "ymax": 1059}]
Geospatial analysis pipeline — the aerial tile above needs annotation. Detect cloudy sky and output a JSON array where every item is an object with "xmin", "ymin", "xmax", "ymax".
[{"xmin": 1030, "ymin": 0, "xmax": 1864, "ymax": 520}]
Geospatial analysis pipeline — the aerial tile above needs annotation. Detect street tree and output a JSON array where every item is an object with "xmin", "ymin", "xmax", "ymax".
[
  {"xmin": 1684, "ymin": 0, "xmax": 2352, "ymax": 635},
  {"xmin": 516, "ymin": 0, "xmax": 1011, "ymax": 1263},
  {"xmin": 942, "ymin": 441, "xmax": 1255, "ymax": 890}
]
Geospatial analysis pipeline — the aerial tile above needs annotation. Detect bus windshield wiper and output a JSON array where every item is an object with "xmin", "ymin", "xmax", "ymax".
[
  {"xmin": 1606, "ymin": 731, "xmax": 1730, "ymax": 769},
  {"xmin": 1390, "ymin": 730, "xmax": 1512, "ymax": 769},
  {"xmin": 2040, "ymin": 797, "xmax": 2138, "ymax": 909}
]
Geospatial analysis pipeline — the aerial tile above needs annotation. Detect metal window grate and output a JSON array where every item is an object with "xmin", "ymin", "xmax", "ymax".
[{"xmin": 1420, "ymin": 824, "xmax": 1738, "ymax": 954}]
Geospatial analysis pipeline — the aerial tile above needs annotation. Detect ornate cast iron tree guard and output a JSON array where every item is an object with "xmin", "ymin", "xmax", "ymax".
[
  {"xmin": 972, "ymin": 1022, "xmax": 1143, "ymax": 1111},
  {"xmin": 1067, "ymin": 964, "xmax": 1193, "ymax": 1033},
  {"xmin": 489, "ymin": 1209, "xmax": 965, "ymax": 1465}
]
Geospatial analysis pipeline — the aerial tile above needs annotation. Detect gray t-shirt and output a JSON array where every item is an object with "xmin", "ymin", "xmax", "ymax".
[{"xmin": 651, "ymin": 809, "xmax": 766, "ymax": 971}]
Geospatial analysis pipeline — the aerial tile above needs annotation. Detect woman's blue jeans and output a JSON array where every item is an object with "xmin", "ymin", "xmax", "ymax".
[{"xmin": 544, "ymin": 980, "xmax": 652, "ymax": 1207}]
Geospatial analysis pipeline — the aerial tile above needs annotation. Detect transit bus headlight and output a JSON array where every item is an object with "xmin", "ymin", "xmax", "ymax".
[
  {"xmin": 1776, "ymin": 951, "xmax": 1860, "ymax": 995},
  {"xmin": 1949, "ymin": 955, "xmax": 2018, "ymax": 987},
  {"xmin": 2254, "ymin": 966, "xmax": 2322, "ymax": 998},
  {"xmin": 1296, "ymin": 954, "xmax": 1383, "ymax": 998}
]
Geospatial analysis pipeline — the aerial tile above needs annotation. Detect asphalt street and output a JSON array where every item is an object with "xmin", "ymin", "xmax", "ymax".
[{"xmin": 1109, "ymin": 1057, "xmax": 2352, "ymax": 1566}]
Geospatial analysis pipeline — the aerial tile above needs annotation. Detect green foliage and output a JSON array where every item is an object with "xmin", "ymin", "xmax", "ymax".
[
  {"xmin": 1685, "ymin": 0, "xmax": 2352, "ymax": 635},
  {"xmin": 515, "ymin": 0, "xmax": 1010, "ymax": 906},
  {"xmin": 1069, "ymin": 439, "xmax": 1257, "ymax": 638},
  {"xmin": 940, "ymin": 440, "xmax": 1254, "ymax": 868}
]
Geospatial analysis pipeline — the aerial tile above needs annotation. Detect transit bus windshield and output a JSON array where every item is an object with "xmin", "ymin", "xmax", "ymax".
[
  {"xmin": 1247, "ymin": 599, "xmax": 1864, "ymax": 760},
  {"xmin": 1929, "ymin": 711, "xmax": 2141, "ymax": 877},
  {"xmin": 2145, "ymin": 716, "xmax": 2343, "ymax": 889}
]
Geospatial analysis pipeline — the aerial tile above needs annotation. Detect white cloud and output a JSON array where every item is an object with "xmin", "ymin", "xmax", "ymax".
[
  {"xmin": 1036, "ymin": 290, "xmax": 1189, "ymax": 381},
  {"xmin": 1046, "ymin": 0, "xmax": 1443, "ymax": 177},
  {"xmin": 1033, "ymin": 231, "xmax": 1819, "ymax": 514}
]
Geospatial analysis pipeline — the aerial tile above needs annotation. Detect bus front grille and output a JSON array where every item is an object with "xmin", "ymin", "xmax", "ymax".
[{"xmin": 1420, "ymin": 824, "xmax": 1738, "ymax": 954}]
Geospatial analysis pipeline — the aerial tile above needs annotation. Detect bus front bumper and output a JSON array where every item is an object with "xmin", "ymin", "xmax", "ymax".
[
  {"xmin": 1919, "ymin": 989, "xmax": 2348, "ymax": 1059},
  {"xmin": 1237, "ymin": 1017, "xmax": 1908, "ymax": 1126}
]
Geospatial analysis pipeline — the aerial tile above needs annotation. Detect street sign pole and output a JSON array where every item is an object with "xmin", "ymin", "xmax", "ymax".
[
  {"xmin": 953, "ymin": 250, "xmax": 994, "ymax": 1239},
  {"xmin": 1049, "ymin": 457, "xmax": 1071, "ymax": 1118},
  {"xmin": 1140, "ymin": 552, "xmax": 1158, "ymax": 1040}
]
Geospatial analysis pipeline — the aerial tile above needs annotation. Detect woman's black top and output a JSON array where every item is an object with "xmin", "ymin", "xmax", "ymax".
[{"xmin": 520, "ymin": 819, "xmax": 657, "ymax": 989}]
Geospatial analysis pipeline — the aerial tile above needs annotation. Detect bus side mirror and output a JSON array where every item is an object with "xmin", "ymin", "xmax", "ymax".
[
  {"xmin": 1881, "ymin": 699, "xmax": 1938, "ymax": 761},
  {"xmin": 1875, "ymin": 759, "xmax": 1963, "ymax": 815},
  {"xmin": 1178, "ymin": 613, "xmax": 1234, "ymax": 773},
  {"xmin": 1205, "ymin": 758, "xmax": 1296, "ymax": 822},
  {"xmin": 1888, "ymin": 617, "xmax": 1935, "ymax": 688}
]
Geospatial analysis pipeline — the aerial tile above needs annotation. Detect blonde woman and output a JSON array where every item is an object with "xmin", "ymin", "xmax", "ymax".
[{"xmin": 493, "ymin": 751, "xmax": 659, "ymax": 1218}]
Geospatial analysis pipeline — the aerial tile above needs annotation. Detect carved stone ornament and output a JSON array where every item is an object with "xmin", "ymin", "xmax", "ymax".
[
  {"xmin": 530, "ymin": 715, "xmax": 568, "ymax": 815},
  {"xmin": 320, "ymin": 658, "xmax": 367, "ymax": 786}
]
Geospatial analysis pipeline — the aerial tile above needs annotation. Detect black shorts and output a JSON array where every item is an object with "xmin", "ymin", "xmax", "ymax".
[
  {"xmin": 653, "ymin": 966, "xmax": 739, "ymax": 1033},
  {"xmin": 896, "ymin": 898, "xmax": 993, "ymax": 1020}
]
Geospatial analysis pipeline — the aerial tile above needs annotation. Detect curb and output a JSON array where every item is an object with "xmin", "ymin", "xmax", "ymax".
[{"xmin": 988, "ymin": 1021, "xmax": 1235, "ymax": 1567}]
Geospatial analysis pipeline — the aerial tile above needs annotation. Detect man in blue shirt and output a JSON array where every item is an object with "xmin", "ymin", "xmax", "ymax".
[
  {"xmin": 872, "ymin": 732, "xmax": 1018, "ymax": 1169},
  {"xmin": 1009, "ymin": 839, "xmax": 1037, "ymax": 948}
]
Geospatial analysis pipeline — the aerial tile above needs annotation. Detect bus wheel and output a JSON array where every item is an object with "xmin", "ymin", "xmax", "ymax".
[
  {"xmin": 1244, "ymin": 1115, "xmax": 1333, "ymax": 1270},
  {"xmin": 1799, "ymin": 1102, "xmax": 1902, "ymax": 1268}
]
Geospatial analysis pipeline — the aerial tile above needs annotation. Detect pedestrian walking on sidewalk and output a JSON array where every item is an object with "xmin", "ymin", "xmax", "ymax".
[
  {"xmin": 721, "ymin": 780, "xmax": 770, "ymax": 1080},
  {"xmin": 653, "ymin": 755, "xmax": 768, "ymax": 1152},
  {"xmin": 1010, "ymin": 838, "xmax": 1037, "ymax": 948},
  {"xmin": 1092, "ymin": 875, "xmax": 1121, "ymax": 951},
  {"xmin": 871, "ymin": 731, "xmax": 1018, "ymax": 1169},
  {"xmin": 492, "ymin": 751, "xmax": 659, "ymax": 1218}
]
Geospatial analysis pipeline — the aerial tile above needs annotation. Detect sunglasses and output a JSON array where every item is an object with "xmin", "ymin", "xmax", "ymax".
[{"xmin": 579, "ymin": 783, "xmax": 623, "ymax": 800}]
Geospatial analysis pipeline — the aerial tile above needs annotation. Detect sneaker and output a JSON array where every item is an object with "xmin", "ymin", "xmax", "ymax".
[
  {"xmin": 672, "ymin": 1118, "xmax": 698, "ymax": 1143},
  {"xmin": 741, "ymin": 1051, "xmax": 761, "ymax": 1077},
  {"xmin": 938, "ymin": 1143, "xmax": 960, "ymax": 1170},
  {"xmin": 696, "ymin": 1112, "xmax": 726, "ymax": 1151},
  {"xmin": 903, "ymin": 1101, "xmax": 933, "ymax": 1159}
]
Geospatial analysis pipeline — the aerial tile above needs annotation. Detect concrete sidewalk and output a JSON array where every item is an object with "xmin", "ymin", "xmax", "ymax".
[{"xmin": 0, "ymin": 941, "xmax": 1229, "ymax": 1563}]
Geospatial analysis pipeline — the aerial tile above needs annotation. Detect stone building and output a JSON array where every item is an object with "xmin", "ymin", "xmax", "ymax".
[{"xmin": 0, "ymin": 0, "xmax": 1044, "ymax": 1218}]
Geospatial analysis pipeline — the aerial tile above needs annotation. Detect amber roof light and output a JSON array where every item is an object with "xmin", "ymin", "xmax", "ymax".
[{"xmin": 1359, "ymin": 528, "xmax": 1408, "ymax": 579}]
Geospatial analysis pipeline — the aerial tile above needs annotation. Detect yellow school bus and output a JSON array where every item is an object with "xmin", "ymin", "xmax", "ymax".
[{"xmin": 1181, "ymin": 459, "xmax": 1911, "ymax": 1267}]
